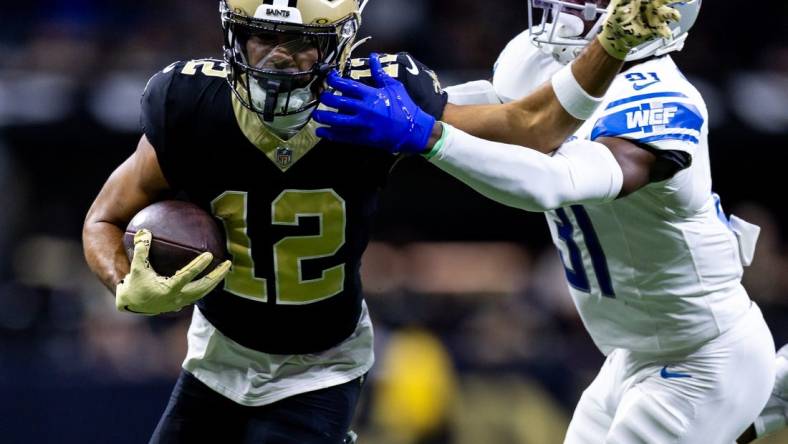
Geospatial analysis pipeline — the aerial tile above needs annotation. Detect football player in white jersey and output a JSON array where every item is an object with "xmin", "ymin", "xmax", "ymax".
[
  {"xmin": 747, "ymin": 343, "xmax": 788, "ymax": 442},
  {"xmin": 312, "ymin": 0, "xmax": 787, "ymax": 442}
]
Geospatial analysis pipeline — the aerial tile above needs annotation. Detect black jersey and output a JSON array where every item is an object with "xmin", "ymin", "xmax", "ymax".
[{"xmin": 140, "ymin": 55, "xmax": 446, "ymax": 355}]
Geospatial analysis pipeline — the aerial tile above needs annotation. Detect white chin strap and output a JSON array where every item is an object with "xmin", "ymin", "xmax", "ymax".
[
  {"xmin": 265, "ymin": 106, "xmax": 315, "ymax": 140},
  {"xmin": 249, "ymin": 78, "xmax": 316, "ymax": 139},
  {"xmin": 535, "ymin": 13, "xmax": 588, "ymax": 65}
]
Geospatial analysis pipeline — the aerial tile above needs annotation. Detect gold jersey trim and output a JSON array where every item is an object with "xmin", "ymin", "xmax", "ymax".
[{"xmin": 231, "ymin": 92, "xmax": 322, "ymax": 172}]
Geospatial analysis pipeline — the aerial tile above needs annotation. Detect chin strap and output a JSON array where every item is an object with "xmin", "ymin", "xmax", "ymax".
[
  {"xmin": 262, "ymin": 79, "xmax": 281, "ymax": 122},
  {"xmin": 315, "ymin": 63, "xmax": 333, "ymax": 77},
  {"xmin": 255, "ymin": 63, "xmax": 328, "ymax": 122}
]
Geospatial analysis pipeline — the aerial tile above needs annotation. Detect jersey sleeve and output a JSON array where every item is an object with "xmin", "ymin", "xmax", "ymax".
[
  {"xmin": 590, "ymin": 91, "xmax": 705, "ymax": 160},
  {"xmin": 140, "ymin": 62, "xmax": 183, "ymax": 188},
  {"xmin": 346, "ymin": 52, "xmax": 448, "ymax": 120}
]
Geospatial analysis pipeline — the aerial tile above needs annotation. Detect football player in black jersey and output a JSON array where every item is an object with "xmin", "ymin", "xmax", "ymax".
[{"xmin": 82, "ymin": 0, "xmax": 656, "ymax": 442}]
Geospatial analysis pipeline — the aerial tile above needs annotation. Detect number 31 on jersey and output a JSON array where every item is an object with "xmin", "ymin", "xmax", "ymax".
[
  {"xmin": 211, "ymin": 189, "xmax": 346, "ymax": 305},
  {"xmin": 553, "ymin": 206, "xmax": 615, "ymax": 298}
]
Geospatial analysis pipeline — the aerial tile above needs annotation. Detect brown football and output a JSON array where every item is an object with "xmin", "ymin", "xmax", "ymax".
[{"xmin": 123, "ymin": 200, "xmax": 227, "ymax": 278}]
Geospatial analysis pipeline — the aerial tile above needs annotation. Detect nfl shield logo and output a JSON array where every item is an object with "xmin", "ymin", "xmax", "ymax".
[{"xmin": 276, "ymin": 147, "xmax": 293, "ymax": 167}]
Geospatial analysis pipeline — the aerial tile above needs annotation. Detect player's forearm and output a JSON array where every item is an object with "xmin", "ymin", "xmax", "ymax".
[
  {"xmin": 82, "ymin": 218, "xmax": 129, "ymax": 294},
  {"xmin": 572, "ymin": 39, "xmax": 623, "ymax": 98},
  {"xmin": 82, "ymin": 182, "xmax": 142, "ymax": 294},
  {"xmin": 82, "ymin": 138, "xmax": 169, "ymax": 294},
  {"xmin": 440, "ymin": 101, "xmax": 548, "ymax": 150},
  {"xmin": 439, "ymin": 87, "xmax": 580, "ymax": 154},
  {"xmin": 501, "ymin": 39, "xmax": 623, "ymax": 151},
  {"xmin": 426, "ymin": 124, "xmax": 623, "ymax": 212},
  {"xmin": 441, "ymin": 40, "xmax": 622, "ymax": 153}
]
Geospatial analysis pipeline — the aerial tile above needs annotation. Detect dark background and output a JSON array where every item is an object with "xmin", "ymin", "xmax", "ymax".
[{"xmin": 1, "ymin": 1, "xmax": 787, "ymax": 443}]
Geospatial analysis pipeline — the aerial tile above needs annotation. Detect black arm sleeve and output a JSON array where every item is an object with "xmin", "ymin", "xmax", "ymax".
[
  {"xmin": 631, "ymin": 140, "xmax": 693, "ymax": 182},
  {"xmin": 393, "ymin": 52, "xmax": 448, "ymax": 120}
]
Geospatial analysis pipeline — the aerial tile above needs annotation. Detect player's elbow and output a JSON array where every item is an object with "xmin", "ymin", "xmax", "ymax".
[
  {"xmin": 82, "ymin": 204, "xmax": 99, "ymax": 243},
  {"xmin": 512, "ymin": 192, "xmax": 562, "ymax": 213},
  {"xmin": 82, "ymin": 205, "xmax": 106, "ymax": 256},
  {"xmin": 83, "ymin": 199, "xmax": 111, "ymax": 238},
  {"xmin": 497, "ymin": 180, "xmax": 565, "ymax": 213}
]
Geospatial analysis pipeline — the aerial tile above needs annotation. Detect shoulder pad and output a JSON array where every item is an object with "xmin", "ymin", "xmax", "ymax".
[
  {"xmin": 171, "ymin": 59, "xmax": 230, "ymax": 80},
  {"xmin": 346, "ymin": 53, "xmax": 400, "ymax": 82},
  {"xmin": 142, "ymin": 59, "xmax": 229, "ymax": 107},
  {"xmin": 346, "ymin": 53, "xmax": 441, "ymax": 90},
  {"xmin": 140, "ymin": 58, "xmax": 230, "ymax": 153},
  {"xmin": 344, "ymin": 52, "xmax": 447, "ymax": 119}
]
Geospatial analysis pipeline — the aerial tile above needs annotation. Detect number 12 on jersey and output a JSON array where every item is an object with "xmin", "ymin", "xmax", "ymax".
[
  {"xmin": 553, "ymin": 206, "xmax": 615, "ymax": 298},
  {"xmin": 211, "ymin": 189, "xmax": 346, "ymax": 305}
]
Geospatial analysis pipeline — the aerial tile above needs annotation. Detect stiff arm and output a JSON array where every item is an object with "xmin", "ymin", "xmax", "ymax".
[
  {"xmin": 425, "ymin": 124, "xmax": 673, "ymax": 212},
  {"xmin": 436, "ymin": 0, "xmax": 686, "ymax": 153},
  {"xmin": 440, "ymin": 40, "xmax": 621, "ymax": 152}
]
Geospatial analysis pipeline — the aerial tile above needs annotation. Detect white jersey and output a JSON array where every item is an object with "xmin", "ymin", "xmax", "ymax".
[{"xmin": 494, "ymin": 32, "xmax": 752, "ymax": 355}]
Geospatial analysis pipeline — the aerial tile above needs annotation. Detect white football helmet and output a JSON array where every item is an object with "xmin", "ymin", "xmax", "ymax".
[{"xmin": 527, "ymin": 0, "xmax": 702, "ymax": 64}]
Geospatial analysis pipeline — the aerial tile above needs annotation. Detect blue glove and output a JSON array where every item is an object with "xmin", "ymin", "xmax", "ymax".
[{"xmin": 312, "ymin": 53, "xmax": 436, "ymax": 155}]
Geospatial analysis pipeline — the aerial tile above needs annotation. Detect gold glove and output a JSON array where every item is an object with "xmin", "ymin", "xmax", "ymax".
[
  {"xmin": 598, "ymin": 0, "xmax": 686, "ymax": 60},
  {"xmin": 116, "ymin": 229, "xmax": 231, "ymax": 315}
]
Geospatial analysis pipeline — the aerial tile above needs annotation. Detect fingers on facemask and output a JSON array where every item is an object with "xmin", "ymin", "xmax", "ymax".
[
  {"xmin": 369, "ymin": 53, "xmax": 397, "ymax": 88},
  {"xmin": 662, "ymin": 6, "xmax": 681, "ymax": 23},
  {"xmin": 320, "ymin": 92, "xmax": 360, "ymax": 113},
  {"xmin": 327, "ymin": 71, "xmax": 377, "ymax": 100},
  {"xmin": 311, "ymin": 111, "xmax": 361, "ymax": 128}
]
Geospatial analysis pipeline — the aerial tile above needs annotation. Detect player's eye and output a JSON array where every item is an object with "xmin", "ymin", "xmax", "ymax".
[{"xmin": 248, "ymin": 34, "xmax": 280, "ymax": 46}]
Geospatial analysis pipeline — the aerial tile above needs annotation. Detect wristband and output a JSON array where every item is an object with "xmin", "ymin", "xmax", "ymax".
[
  {"xmin": 423, "ymin": 122, "xmax": 450, "ymax": 159},
  {"xmin": 551, "ymin": 62, "xmax": 604, "ymax": 120}
]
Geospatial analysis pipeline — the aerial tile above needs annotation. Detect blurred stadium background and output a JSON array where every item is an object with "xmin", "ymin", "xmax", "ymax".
[{"xmin": 1, "ymin": 1, "xmax": 787, "ymax": 443}]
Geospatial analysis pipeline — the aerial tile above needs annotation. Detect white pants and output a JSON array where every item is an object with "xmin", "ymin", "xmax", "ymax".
[{"xmin": 565, "ymin": 303, "xmax": 776, "ymax": 444}]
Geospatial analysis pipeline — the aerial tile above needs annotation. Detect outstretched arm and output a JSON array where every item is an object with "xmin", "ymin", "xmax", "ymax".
[
  {"xmin": 442, "ymin": 0, "xmax": 684, "ymax": 152},
  {"xmin": 441, "ymin": 40, "xmax": 621, "ymax": 152},
  {"xmin": 423, "ymin": 121, "xmax": 684, "ymax": 212},
  {"xmin": 314, "ymin": 0, "xmax": 684, "ymax": 155}
]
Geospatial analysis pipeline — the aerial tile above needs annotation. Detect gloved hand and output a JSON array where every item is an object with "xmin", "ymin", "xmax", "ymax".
[
  {"xmin": 345, "ymin": 52, "xmax": 448, "ymax": 120},
  {"xmin": 598, "ymin": 0, "xmax": 686, "ymax": 60},
  {"xmin": 312, "ymin": 53, "xmax": 436, "ymax": 155},
  {"xmin": 116, "ymin": 229, "xmax": 232, "ymax": 315}
]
